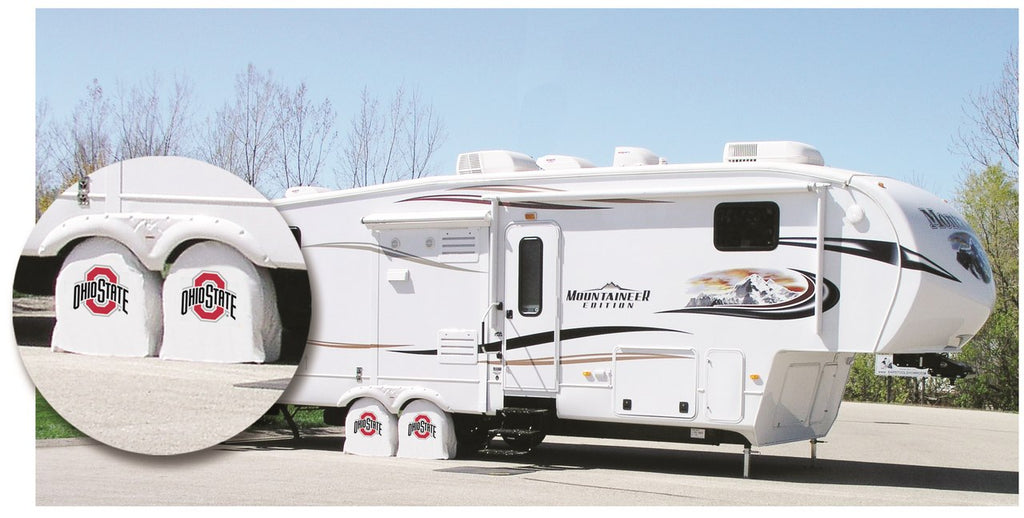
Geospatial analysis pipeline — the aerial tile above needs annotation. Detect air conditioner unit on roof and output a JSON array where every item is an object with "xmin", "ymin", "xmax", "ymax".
[
  {"xmin": 723, "ymin": 141, "xmax": 824, "ymax": 166},
  {"xmin": 456, "ymin": 150, "xmax": 540, "ymax": 175}
]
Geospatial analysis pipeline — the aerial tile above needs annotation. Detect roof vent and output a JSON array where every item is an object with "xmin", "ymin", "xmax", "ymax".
[
  {"xmin": 612, "ymin": 147, "xmax": 662, "ymax": 167},
  {"xmin": 456, "ymin": 150, "xmax": 540, "ymax": 175},
  {"xmin": 536, "ymin": 155, "xmax": 596, "ymax": 170},
  {"xmin": 283, "ymin": 185, "xmax": 331, "ymax": 197},
  {"xmin": 723, "ymin": 141, "xmax": 824, "ymax": 166}
]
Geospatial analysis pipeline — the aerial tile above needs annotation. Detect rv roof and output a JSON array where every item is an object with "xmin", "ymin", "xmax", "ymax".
[{"xmin": 273, "ymin": 157, "xmax": 862, "ymax": 208}]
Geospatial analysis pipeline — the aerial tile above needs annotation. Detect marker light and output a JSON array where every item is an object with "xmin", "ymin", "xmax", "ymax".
[
  {"xmin": 582, "ymin": 371, "xmax": 592, "ymax": 377},
  {"xmin": 525, "ymin": 212, "xmax": 538, "ymax": 220},
  {"xmin": 750, "ymin": 374, "xmax": 761, "ymax": 381}
]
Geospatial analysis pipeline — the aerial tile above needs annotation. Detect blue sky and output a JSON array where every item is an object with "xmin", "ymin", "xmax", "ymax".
[{"xmin": 33, "ymin": 8, "xmax": 1018, "ymax": 199}]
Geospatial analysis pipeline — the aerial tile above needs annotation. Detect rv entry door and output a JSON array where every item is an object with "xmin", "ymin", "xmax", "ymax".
[{"xmin": 502, "ymin": 222, "xmax": 561, "ymax": 396}]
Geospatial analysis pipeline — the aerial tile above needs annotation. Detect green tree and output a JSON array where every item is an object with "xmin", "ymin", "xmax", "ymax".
[
  {"xmin": 951, "ymin": 165, "xmax": 1018, "ymax": 411},
  {"xmin": 844, "ymin": 354, "xmax": 911, "ymax": 403}
]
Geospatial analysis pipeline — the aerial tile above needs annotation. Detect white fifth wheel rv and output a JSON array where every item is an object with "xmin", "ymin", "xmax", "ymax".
[
  {"xmin": 273, "ymin": 141, "xmax": 995, "ymax": 470},
  {"xmin": 16, "ymin": 157, "xmax": 311, "ymax": 363}
]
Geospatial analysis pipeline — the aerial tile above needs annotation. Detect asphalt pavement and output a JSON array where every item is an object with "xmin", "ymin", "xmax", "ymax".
[
  {"xmin": 21, "ymin": 345, "xmax": 296, "ymax": 455},
  {"xmin": 34, "ymin": 401, "xmax": 1018, "ymax": 506}
]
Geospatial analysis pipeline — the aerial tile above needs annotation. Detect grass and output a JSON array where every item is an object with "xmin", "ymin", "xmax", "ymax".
[
  {"xmin": 248, "ymin": 405, "xmax": 328, "ymax": 432},
  {"xmin": 36, "ymin": 391, "xmax": 85, "ymax": 440},
  {"xmin": 36, "ymin": 389, "xmax": 327, "ymax": 441}
]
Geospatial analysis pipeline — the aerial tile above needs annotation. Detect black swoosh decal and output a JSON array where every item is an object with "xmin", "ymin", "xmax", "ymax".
[
  {"xmin": 398, "ymin": 193, "xmax": 608, "ymax": 211},
  {"xmin": 778, "ymin": 237, "xmax": 899, "ymax": 265},
  {"xmin": 778, "ymin": 237, "xmax": 960, "ymax": 283},
  {"xmin": 391, "ymin": 325, "xmax": 690, "ymax": 356}
]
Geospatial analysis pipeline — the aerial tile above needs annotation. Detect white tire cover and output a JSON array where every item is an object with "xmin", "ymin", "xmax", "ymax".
[
  {"xmin": 52, "ymin": 237, "xmax": 162, "ymax": 357},
  {"xmin": 344, "ymin": 398, "xmax": 398, "ymax": 457},
  {"xmin": 397, "ymin": 399, "xmax": 457, "ymax": 459},
  {"xmin": 160, "ymin": 241, "xmax": 281, "ymax": 363}
]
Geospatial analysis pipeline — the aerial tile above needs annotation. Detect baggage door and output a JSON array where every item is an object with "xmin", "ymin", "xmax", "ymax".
[{"xmin": 502, "ymin": 222, "xmax": 561, "ymax": 396}]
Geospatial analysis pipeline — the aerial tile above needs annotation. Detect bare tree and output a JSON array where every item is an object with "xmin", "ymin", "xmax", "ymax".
[
  {"xmin": 277, "ymin": 82, "xmax": 338, "ymax": 190},
  {"xmin": 404, "ymin": 88, "xmax": 447, "ymax": 180},
  {"xmin": 46, "ymin": 79, "xmax": 114, "ymax": 188},
  {"xmin": 342, "ymin": 87, "xmax": 383, "ymax": 188},
  {"xmin": 954, "ymin": 48, "xmax": 1019, "ymax": 180},
  {"xmin": 203, "ymin": 64, "xmax": 282, "ymax": 192},
  {"xmin": 201, "ymin": 108, "xmax": 244, "ymax": 179},
  {"xmin": 379, "ymin": 84, "xmax": 407, "ymax": 184},
  {"xmin": 340, "ymin": 84, "xmax": 447, "ymax": 187},
  {"xmin": 35, "ymin": 100, "xmax": 60, "ymax": 217},
  {"xmin": 114, "ymin": 73, "xmax": 195, "ymax": 159}
]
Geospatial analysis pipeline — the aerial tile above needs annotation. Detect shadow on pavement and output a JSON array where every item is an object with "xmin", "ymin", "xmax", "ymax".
[
  {"xmin": 220, "ymin": 428, "xmax": 345, "ymax": 454},
  {"xmin": 223, "ymin": 431, "xmax": 1018, "ymax": 495},
  {"xmin": 497, "ymin": 441, "xmax": 1020, "ymax": 495}
]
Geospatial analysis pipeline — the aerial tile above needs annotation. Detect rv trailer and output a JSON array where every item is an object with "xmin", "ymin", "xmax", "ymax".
[{"xmin": 273, "ymin": 141, "xmax": 995, "ymax": 470}]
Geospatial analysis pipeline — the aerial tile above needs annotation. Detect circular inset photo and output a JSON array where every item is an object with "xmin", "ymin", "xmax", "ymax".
[{"xmin": 13, "ymin": 156, "xmax": 310, "ymax": 455}]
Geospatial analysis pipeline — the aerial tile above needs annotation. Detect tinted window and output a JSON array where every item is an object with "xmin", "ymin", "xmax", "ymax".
[
  {"xmin": 518, "ymin": 237, "xmax": 543, "ymax": 316},
  {"xmin": 714, "ymin": 202, "xmax": 779, "ymax": 251}
]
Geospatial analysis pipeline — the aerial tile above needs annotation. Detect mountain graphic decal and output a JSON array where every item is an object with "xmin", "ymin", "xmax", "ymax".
[
  {"xmin": 686, "ymin": 273, "xmax": 800, "ymax": 307},
  {"xmin": 659, "ymin": 268, "xmax": 839, "ymax": 320}
]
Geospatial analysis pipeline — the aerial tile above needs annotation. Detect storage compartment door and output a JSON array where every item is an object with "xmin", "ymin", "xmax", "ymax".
[
  {"xmin": 613, "ymin": 347, "xmax": 697, "ymax": 419},
  {"xmin": 705, "ymin": 349, "xmax": 745, "ymax": 423}
]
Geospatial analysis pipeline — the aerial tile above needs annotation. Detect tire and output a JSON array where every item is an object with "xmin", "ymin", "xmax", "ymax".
[{"xmin": 454, "ymin": 417, "xmax": 492, "ymax": 457}]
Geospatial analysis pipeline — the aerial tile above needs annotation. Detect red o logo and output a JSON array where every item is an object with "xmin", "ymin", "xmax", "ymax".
[
  {"xmin": 191, "ymin": 271, "xmax": 227, "ymax": 321},
  {"xmin": 413, "ymin": 415, "xmax": 432, "ymax": 439},
  {"xmin": 84, "ymin": 266, "xmax": 119, "ymax": 315},
  {"xmin": 358, "ymin": 412, "xmax": 378, "ymax": 436}
]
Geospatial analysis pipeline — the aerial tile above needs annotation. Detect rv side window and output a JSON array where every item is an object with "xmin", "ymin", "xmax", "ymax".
[
  {"xmin": 714, "ymin": 202, "xmax": 779, "ymax": 251},
  {"xmin": 518, "ymin": 237, "xmax": 543, "ymax": 316}
]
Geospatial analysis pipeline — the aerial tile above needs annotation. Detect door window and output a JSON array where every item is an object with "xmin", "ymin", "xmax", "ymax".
[{"xmin": 518, "ymin": 237, "xmax": 543, "ymax": 316}]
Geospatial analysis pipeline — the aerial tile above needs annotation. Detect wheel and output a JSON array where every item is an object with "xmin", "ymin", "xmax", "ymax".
[{"xmin": 453, "ymin": 417, "xmax": 492, "ymax": 457}]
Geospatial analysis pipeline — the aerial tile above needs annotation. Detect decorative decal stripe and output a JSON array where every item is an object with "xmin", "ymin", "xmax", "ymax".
[
  {"xmin": 399, "ymin": 193, "xmax": 607, "ymax": 211},
  {"xmin": 388, "ymin": 326, "xmax": 690, "ymax": 357},
  {"xmin": 450, "ymin": 184, "xmax": 566, "ymax": 194},
  {"xmin": 778, "ymin": 237, "xmax": 960, "ymax": 283},
  {"xmin": 582, "ymin": 198, "xmax": 673, "ymax": 204},
  {"xmin": 485, "ymin": 325, "xmax": 690, "ymax": 354},
  {"xmin": 497, "ymin": 353, "xmax": 684, "ymax": 367},
  {"xmin": 777, "ymin": 237, "xmax": 899, "ymax": 265},
  {"xmin": 308, "ymin": 340, "xmax": 411, "ymax": 350},
  {"xmin": 659, "ymin": 270, "xmax": 839, "ymax": 320},
  {"xmin": 899, "ymin": 247, "xmax": 961, "ymax": 283},
  {"xmin": 304, "ymin": 242, "xmax": 484, "ymax": 273}
]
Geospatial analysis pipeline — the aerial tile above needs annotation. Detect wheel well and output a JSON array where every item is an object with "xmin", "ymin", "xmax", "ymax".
[{"xmin": 14, "ymin": 236, "xmax": 135, "ymax": 295}]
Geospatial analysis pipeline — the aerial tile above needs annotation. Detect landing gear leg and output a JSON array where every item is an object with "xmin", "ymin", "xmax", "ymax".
[
  {"xmin": 743, "ymin": 444, "xmax": 751, "ymax": 479},
  {"xmin": 810, "ymin": 438, "xmax": 825, "ymax": 466}
]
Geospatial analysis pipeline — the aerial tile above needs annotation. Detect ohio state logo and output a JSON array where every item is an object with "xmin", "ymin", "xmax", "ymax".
[
  {"xmin": 180, "ymin": 271, "xmax": 237, "ymax": 322},
  {"xmin": 72, "ymin": 266, "xmax": 129, "ymax": 316},
  {"xmin": 354, "ymin": 412, "xmax": 383, "ymax": 436},
  {"xmin": 407, "ymin": 414, "xmax": 437, "ymax": 439}
]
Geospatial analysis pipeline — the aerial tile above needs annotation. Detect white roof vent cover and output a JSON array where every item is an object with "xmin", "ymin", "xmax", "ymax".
[
  {"xmin": 612, "ymin": 147, "xmax": 662, "ymax": 167},
  {"xmin": 456, "ymin": 150, "xmax": 540, "ymax": 175},
  {"xmin": 723, "ymin": 141, "xmax": 824, "ymax": 166},
  {"xmin": 536, "ymin": 155, "xmax": 596, "ymax": 170},
  {"xmin": 283, "ymin": 185, "xmax": 331, "ymax": 198}
]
